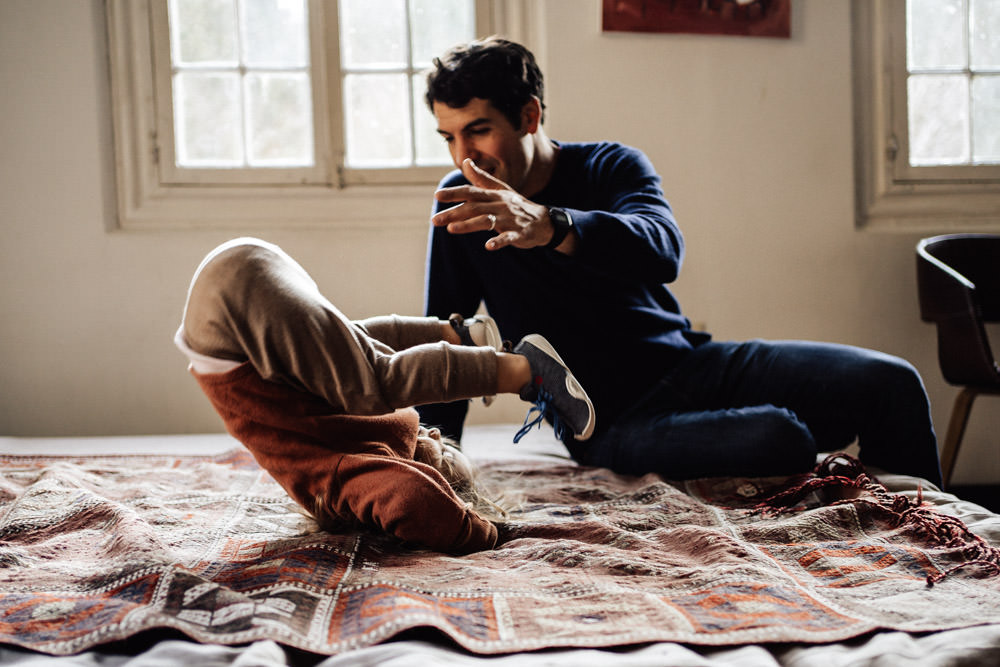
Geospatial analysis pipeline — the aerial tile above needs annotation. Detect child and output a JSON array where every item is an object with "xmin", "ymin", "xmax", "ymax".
[{"xmin": 174, "ymin": 238, "xmax": 594, "ymax": 554}]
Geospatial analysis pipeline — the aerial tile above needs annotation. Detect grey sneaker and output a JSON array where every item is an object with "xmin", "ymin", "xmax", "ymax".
[
  {"xmin": 450, "ymin": 313, "xmax": 505, "ymax": 405},
  {"xmin": 512, "ymin": 334, "xmax": 595, "ymax": 443}
]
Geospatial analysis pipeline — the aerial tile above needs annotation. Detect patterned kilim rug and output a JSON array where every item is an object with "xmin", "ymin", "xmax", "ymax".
[{"xmin": 1, "ymin": 449, "xmax": 999, "ymax": 656}]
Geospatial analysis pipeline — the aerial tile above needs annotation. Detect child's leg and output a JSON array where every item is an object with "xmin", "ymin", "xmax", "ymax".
[
  {"xmin": 181, "ymin": 238, "xmax": 499, "ymax": 414},
  {"xmin": 358, "ymin": 313, "xmax": 503, "ymax": 353},
  {"xmin": 356, "ymin": 314, "xmax": 456, "ymax": 351}
]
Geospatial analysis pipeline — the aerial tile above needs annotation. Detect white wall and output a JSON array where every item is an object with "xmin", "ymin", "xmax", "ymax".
[{"xmin": 1, "ymin": 0, "xmax": 997, "ymax": 483}]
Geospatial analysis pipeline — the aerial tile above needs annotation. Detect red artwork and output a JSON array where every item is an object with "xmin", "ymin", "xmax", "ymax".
[{"xmin": 603, "ymin": 0, "xmax": 791, "ymax": 38}]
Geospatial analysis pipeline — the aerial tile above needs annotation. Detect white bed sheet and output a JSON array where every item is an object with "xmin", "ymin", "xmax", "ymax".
[{"xmin": 0, "ymin": 424, "xmax": 563, "ymax": 460}]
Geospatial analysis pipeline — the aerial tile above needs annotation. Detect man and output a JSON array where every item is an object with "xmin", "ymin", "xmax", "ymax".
[{"xmin": 417, "ymin": 37, "xmax": 943, "ymax": 487}]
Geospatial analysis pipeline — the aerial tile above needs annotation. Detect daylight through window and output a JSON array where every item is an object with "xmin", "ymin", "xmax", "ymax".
[
  {"xmin": 168, "ymin": 0, "xmax": 314, "ymax": 168},
  {"xmin": 339, "ymin": 0, "xmax": 475, "ymax": 169},
  {"xmin": 906, "ymin": 0, "xmax": 1000, "ymax": 166},
  {"xmin": 165, "ymin": 0, "xmax": 475, "ymax": 173}
]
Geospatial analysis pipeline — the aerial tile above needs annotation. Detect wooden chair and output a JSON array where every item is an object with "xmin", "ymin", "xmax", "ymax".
[{"xmin": 916, "ymin": 234, "xmax": 1000, "ymax": 488}]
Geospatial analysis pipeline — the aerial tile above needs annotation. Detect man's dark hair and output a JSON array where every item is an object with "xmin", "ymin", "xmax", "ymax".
[{"xmin": 425, "ymin": 37, "xmax": 545, "ymax": 130}]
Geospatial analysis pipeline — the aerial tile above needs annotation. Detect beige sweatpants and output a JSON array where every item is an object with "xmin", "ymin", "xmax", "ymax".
[{"xmin": 179, "ymin": 238, "xmax": 498, "ymax": 415}]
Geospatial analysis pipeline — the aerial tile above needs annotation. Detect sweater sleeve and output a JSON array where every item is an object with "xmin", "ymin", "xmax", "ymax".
[
  {"xmin": 330, "ymin": 453, "xmax": 499, "ymax": 554},
  {"xmin": 568, "ymin": 143, "xmax": 684, "ymax": 286}
]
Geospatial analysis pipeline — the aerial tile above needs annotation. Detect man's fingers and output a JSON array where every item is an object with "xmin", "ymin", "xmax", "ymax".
[
  {"xmin": 434, "ymin": 185, "xmax": 486, "ymax": 203},
  {"xmin": 462, "ymin": 158, "xmax": 491, "ymax": 188},
  {"xmin": 431, "ymin": 160, "xmax": 517, "ymax": 232},
  {"xmin": 450, "ymin": 213, "xmax": 496, "ymax": 235},
  {"xmin": 462, "ymin": 158, "xmax": 512, "ymax": 191},
  {"xmin": 485, "ymin": 231, "xmax": 519, "ymax": 251},
  {"xmin": 444, "ymin": 219, "xmax": 480, "ymax": 234},
  {"xmin": 431, "ymin": 201, "xmax": 474, "ymax": 228},
  {"xmin": 430, "ymin": 208, "xmax": 491, "ymax": 234}
]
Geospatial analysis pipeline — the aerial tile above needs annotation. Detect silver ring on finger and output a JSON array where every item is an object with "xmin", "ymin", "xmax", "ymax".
[{"xmin": 487, "ymin": 213, "xmax": 497, "ymax": 231}]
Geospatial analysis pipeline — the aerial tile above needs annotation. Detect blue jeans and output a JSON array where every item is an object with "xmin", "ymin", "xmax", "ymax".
[{"xmin": 569, "ymin": 340, "xmax": 942, "ymax": 487}]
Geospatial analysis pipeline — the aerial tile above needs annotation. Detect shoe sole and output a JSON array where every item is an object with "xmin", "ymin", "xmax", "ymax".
[
  {"xmin": 475, "ymin": 314, "xmax": 503, "ymax": 352},
  {"xmin": 476, "ymin": 315, "xmax": 501, "ymax": 406},
  {"xmin": 520, "ymin": 334, "xmax": 595, "ymax": 441}
]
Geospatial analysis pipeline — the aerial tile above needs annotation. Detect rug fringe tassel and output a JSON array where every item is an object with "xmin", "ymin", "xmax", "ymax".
[{"xmin": 753, "ymin": 453, "xmax": 1000, "ymax": 586}]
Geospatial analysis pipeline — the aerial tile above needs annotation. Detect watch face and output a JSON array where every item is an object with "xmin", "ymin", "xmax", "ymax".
[
  {"xmin": 550, "ymin": 207, "xmax": 571, "ymax": 228},
  {"xmin": 546, "ymin": 207, "xmax": 572, "ymax": 248}
]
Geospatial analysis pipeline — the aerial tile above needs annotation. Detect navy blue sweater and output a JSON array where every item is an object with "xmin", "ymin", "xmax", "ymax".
[{"xmin": 419, "ymin": 141, "xmax": 709, "ymax": 441}]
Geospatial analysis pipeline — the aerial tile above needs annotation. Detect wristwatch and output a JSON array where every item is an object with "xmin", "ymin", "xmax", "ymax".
[{"xmin": 545, "ymin": 207, "xmax": 573, "ymax": 249}]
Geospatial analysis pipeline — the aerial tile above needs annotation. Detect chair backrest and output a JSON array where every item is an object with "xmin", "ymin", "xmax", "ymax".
[{"xmin": 916, "ymin": 234, "xmax": 1000, "ymax": 388}]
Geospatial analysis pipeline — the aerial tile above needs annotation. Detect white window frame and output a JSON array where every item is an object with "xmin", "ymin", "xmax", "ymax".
[
  {"xmin": 852, "ymin": 0, "xmax": 1000, "ymax": 231},
  {"xmin": 105, "ymin": 0, "xmax": 537, "ymax": 230}
]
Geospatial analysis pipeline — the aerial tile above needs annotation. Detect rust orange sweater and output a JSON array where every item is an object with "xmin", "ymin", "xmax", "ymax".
[{"xmin": 193, "ymin": 363, "xmax": 498, "ymax": 554}]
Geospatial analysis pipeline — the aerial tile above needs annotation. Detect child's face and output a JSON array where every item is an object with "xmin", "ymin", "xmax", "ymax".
[{"xmin": 415, "ymin": 427, "xmax": 475, "ymax": 489}]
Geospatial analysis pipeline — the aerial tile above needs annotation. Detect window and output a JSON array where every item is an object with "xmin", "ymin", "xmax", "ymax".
[
  {"xmin": 338, "ymin": 0, "xmax": 472, "ymax": 175},
  {"xmin": 905, "ymin": 0, "xmax": 1000, "ymax": 167},
  {"xmin": 167, "ymin": 0, "xmax": 315, "ymax": 171},
  {"xmin": 158, "ymin": 0, "xmax": 320, "ymax": 186},
  {"xmin": 852, "ymin": 0, "xmax": 1000, "ymax": 230},
  {"xmin": 106, "ymin": 0, "xmax": 532, "ymax": 229}
]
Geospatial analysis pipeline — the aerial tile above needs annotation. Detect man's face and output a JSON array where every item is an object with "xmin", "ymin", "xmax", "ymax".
[{"xmin": 433, "ymin": 97, "xmax": 533, "ymax": 191}]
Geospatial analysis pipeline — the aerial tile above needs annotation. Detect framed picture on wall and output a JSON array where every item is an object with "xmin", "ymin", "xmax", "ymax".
[{"xmin": 603, "ymin": 0, "xmax": 791, "ymax": 38}]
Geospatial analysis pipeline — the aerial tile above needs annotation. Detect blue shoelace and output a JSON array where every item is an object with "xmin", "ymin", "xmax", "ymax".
[{"xmin": 513, "ymin": 388, "xmax": 567, "ymax": 443}]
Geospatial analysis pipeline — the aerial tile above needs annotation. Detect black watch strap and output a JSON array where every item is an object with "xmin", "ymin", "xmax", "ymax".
[{"xmin": 545, "ymin": 207, "xmax": 573, "ymax": 249}]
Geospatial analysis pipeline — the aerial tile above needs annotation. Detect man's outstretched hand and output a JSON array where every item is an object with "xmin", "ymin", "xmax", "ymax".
[{"xmin": 432, "ymin": 159, "xmax": 562, "ymax": 251}]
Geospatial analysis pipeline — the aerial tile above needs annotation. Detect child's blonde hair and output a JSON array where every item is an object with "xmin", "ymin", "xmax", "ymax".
[{"xmin": 415, "ymin": 428, "xmax": 510, "ymax": 523}]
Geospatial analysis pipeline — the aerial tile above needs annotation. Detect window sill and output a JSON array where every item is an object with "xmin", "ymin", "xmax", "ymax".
[
  {"xmin": 856, "ymin": 182, "xmax": 1000, "ymax": 233},
  {"xmin": 113, "ymin": 181, "xmax": 437, "ymax": 231}
]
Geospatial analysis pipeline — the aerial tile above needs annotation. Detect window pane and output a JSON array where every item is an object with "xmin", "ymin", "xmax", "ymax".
[
  {"xmin": 908, "ymin": 74, "xmax": 970, "ymax": 165},
  {"xmin": 339, "ymin": 0, "xmax": 406, "ymax": 69},
  {"xmin": 409, "ymin": 0, "xmax": 475, "ymax": 67},
  {"xmin": 972, "ymin": 74, "xmax": 1000, "ymax": 163},
  {"xmin": 412, "ymin": 73, "xmax": 451, "ymax": 165},
  {"xmin": 344, "ymin": 73, "xmax": 411, "ymax": 167},
  {"xmin": 246, "ymin": 73, "xmax": 314, "ymax": 166},
  {"xmin": 240, "ymin": 0, "xmax": 308, "ymax": 67},
  {"xmin": 174, "ymin": 72, "xmax": 243, "ymax": 166},
  {"xmin": 971, "ymin": 0, "xmax": 1000, "ymax": 70},
  {"xmin": 908, "ymin": 0, "xmax": 967, "ymax": 70},
  {"xmin": 169, "ymin": 0, "xmax": 238, "ymax": 65}
]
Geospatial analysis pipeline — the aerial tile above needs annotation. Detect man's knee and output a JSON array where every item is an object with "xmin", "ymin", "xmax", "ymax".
[
  {"xmin": 885, "ymin": 355, "xmax": 925, "ymax": 391},
  {"xmin": 753, "ymin": 408, "xmax": 818, "ymax": 474},
  {"xmin": 863, "ymin": 351, "xmax": 930, "ymax": 405}
]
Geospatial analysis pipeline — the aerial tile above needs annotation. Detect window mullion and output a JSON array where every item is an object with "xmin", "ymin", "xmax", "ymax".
[
  {"xmin": 404, "ymin": 0, "xmax": 418, "ymax": 168},
  {"xmin": 965, "ymin": 1, "xmax": 974, "ymax": 164},
  {"xmin": 235, "ymin": 0, "xmax": 247, "ymax": 168}
]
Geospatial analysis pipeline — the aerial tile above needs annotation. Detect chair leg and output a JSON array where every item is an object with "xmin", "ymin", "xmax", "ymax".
[{"xmin": 940, "ymin": 387, "xmax": 978, "ymax": 489}]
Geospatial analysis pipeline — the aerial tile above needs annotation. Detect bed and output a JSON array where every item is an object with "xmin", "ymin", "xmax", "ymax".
[{"xmin": 1, "ymin": 425, "xmax": 999, "ymax": 666}]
